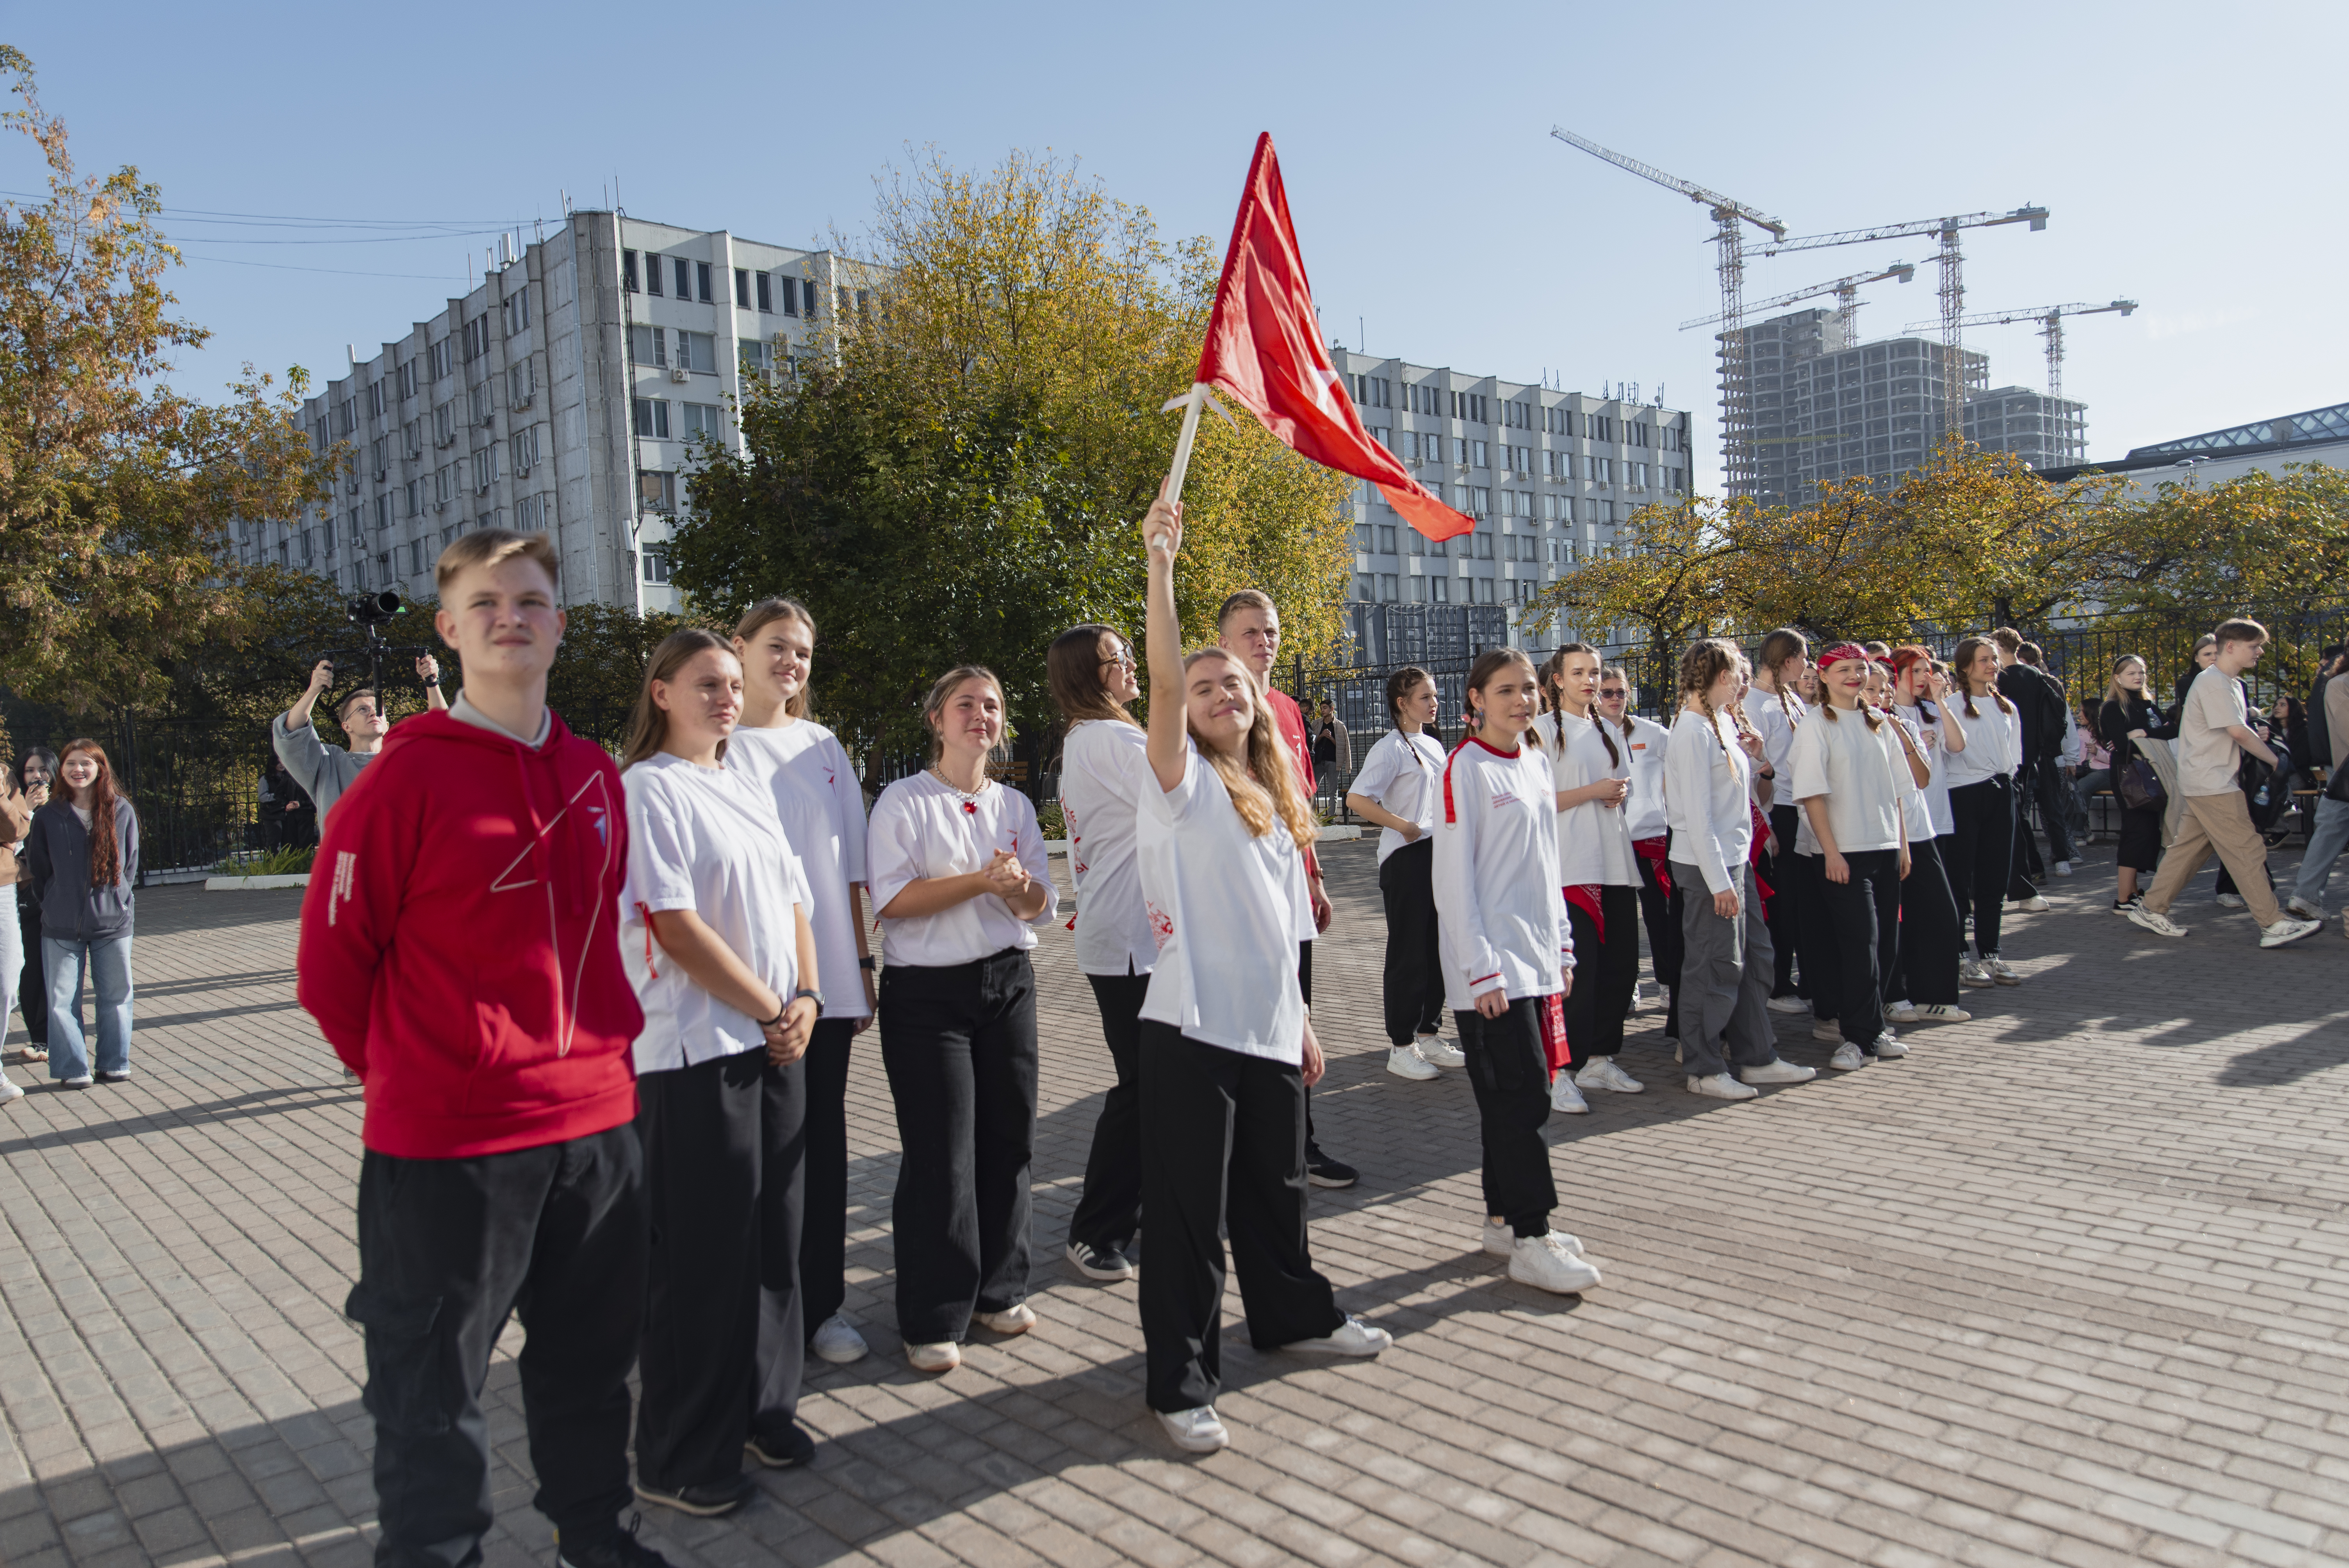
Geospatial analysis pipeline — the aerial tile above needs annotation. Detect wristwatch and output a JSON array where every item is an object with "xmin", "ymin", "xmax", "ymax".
[
  {"xmin": 793, "ymin": 985, "xmax": 824, "ymax": 1011},
  {"xmin": 857, "ymin": 955, "xmax": 877, "ymax": 971}
]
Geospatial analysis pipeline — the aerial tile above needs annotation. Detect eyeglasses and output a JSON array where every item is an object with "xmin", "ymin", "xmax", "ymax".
[{"xmin": 1098, "ymin": 651, "xmax": 1135, "ymax": 670}]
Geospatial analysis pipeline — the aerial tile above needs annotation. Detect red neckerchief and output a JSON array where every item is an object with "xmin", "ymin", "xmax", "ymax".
[
  {"xmin": 1537, "ymin": 991, "xmax": 1571, "ymax": 1074},
  {"xmin": 1441, "ymin": 734, "xmax": 1521, "ymax": 825},
  {"xmin": 1563, "ymin": 883, "xmax": 1605, "ymax": 943},
  {"xmin": 1747, "ymin": 802, "xmax": 1775, "ymax": 917}
]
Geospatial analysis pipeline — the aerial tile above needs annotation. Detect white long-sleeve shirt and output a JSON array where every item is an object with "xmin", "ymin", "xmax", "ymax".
[
  {"xmin": 1536, "ymin": 709, "xmax": 1637, "ymax": 886},
  {"xmin": 1059, "ymin": 719, "xmax": 1156, "ymax": 977},
  {"xmin": 1748, "ymin": 686, "xmax": 1807, "ymax": 777},
  {"xmin": 1665, "ymin": 706, "xmax": 1755, "ymax": 894},
  {"xmin": 1622, "ymin": 716, "xmax": 1671, "ymax": 841},
  {"xmin": 1432, "ymin": 738, "xmax": 1574, "ymax": 1007},
  {"xmin": 1943, "ymin": 692, "xmax": 2024, "ymax": 788},
  {"xmin": 1788, "ymin": 706, "xmax": 1910, "ymax": 855}
]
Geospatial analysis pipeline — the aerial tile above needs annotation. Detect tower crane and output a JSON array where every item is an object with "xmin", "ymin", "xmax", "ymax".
[
  {"xmin": 1550, "ymin": 127, "xmax": 1785, "ymax": 495},
  {"xmin": 1761, "ymin": 206, "xmax": 2050, "ymax": 441},
  {"xmin": 1680, "ymin": 260, "xmax": 1917, "ymax": 343},
  {"xmin": 1901, "ymin": 299, "xmax": 2137, "ymax": 464}
]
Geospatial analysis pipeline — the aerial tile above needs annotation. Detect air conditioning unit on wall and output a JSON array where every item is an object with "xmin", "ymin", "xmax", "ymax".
[{"xmin": 669, "ymin": 366, "xmax": 690, "ymax": 383}]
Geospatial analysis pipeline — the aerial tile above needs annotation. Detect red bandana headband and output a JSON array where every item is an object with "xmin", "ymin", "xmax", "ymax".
[{"xmin": 1816, "ymin": 642, "xmax": 1870, "ymax": 671}]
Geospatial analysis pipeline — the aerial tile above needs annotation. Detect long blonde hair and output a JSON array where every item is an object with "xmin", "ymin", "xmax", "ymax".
[
  {"xmin": 921, "ymin": 665, "xmax": 1009, "ymax": 766},
  {"xmin": 1185, "ymin": 648, "xmax": 1316, "ymax": 851},
  {"xmin": 623, "ymin": 629, "xmax": 738, "ymax": 768},
  {"xmin": 733, "ymin": 597, "xmax": 818, "ymax": 721},
  {"xmin": 1678, "ymin": 638, "xmax": 1751, "ymax": 757}
]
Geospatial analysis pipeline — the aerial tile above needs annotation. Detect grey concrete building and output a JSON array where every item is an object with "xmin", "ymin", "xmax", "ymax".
[
  {"xmin": 2041, "ymin": 399, "xmax": 2349, "ymax": 490},
  {"xmin": 1328, "ymin": 347, "xmax": 1694, "ymax": 653},
  {"xmin": 247, "ymin": 210, "xmax": 858, "ymax": 610}
]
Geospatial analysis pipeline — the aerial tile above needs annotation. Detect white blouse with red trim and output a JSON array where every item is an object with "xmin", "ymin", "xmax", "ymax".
[{"xmin": 1431, "ymin": 736, "xmax": 1574, "ymax": 1010}]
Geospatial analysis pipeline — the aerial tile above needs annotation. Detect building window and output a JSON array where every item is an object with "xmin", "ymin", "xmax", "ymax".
[
  {"xmin": 432, "ymin": 401, "xmax": 454, "ymax": 445},
  {"xmin": 461, "ymin": 314, "xmax": 490, "ymax": 363},
  {"xmin": 501, "ymin": 287, "xmax": 531, "ymax": 337},
  {"xmin": 623, "ymin": 250, "xmax": 639, "ymax": 292},
  {"xmin": 734, "ymin": 268, "xmax": 750, "ymax": 308},
  {"xmin": 469, "ymin": 383, "xmax": 493, "ymax": 424},
  {"xmin": 1377, "ymin": 524, "xmax": 1396, "ymax": 554},
  {"xmin": 676, "ymin": 331, "xmax": 718, "ymax": 373},
  {"xmin": 640, "ymin": 471, "xmax": 676, "ymax": 513},
  {"xmin": 739, "ymin": 340, "xmax": 772, "ymax": 378},
  {"xmin": 511, "ymin": 424, "xmax": 541, "ymax": 472},
  {"xmin": 404, "ymin": 479, "xmax": 420, "ymax": 518},
  {"xmin": 1379, "ymin": 574, "xmax": 1398, "ymax": 603},
  {"xmin": 681, "ymin": 403, "xmax": 722, "ymax": 441},
  {"xmin": 373, "ymin": 494, "xmax": 390, "ymax": 531},
  {"xmin": 1472, "ymin": 440, "xmax": 1488, "ymax": 469},
  {"xmin": 508, "ymin": 358, "xmax": 536, "ymax": 407},
  {"xmin": 672, "ymin": 258, "xmax": 690, "ymax": 299},
  {"xmin": 755, "ymin": 273, "xmax": 772, "ymax": 313},
  {"xmin": 630, "ymin": 325, "xmax": 668, "ymax": 367},
  {"xmin": 643, "ymin": 546, "xmax": 672, "ymax": 584},
  {"xmin": 780, "ymin": 276, "xmax": 800, "ymax": 317},
  {"xmin": 1430, "ymin": 575, "xmax": 1449, "ymax": 604},
  {"xmin": 516, "ymin": 492, "xmax": 550, "ymax": 531},
  {"xmin": 633, "ymin": 398, "xmax": 671, "ymax": 439},
  {"xmin": 428, "ymin": 338, "xmax": 452, "ymax": 380},
  {"xmin": 470, "ymin": 447, "xmax": 498, "ymax": 491}
]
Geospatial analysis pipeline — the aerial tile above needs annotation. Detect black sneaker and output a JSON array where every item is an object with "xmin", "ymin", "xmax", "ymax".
[
  {"xmin": 1305, "ymin": 1145, "xmax": 1358, "ymax": 1189},
  {"xmin": 1066, "ymin": 1239, "xmax": 1137, "ymax": 1281},
  {"xmin": 745, "ymin": 1425, "xmax": 815, "ymax": 1468},
  {"xmin": 631, "ymin": 1473, "xmax": 751, "ymax": 1517},
  {"xmin": 558, "ymin": 1516, "xmax": 674, "ymax": 1568}
]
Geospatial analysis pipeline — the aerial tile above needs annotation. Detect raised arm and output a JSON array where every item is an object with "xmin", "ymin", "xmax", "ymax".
[{"xmin": 1142, "ymin": 488, "xmax": 1188, "ymax": 793}]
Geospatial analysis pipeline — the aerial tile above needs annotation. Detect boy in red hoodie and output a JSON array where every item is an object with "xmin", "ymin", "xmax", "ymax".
[{"xmin": 299, "ymin": 530, "xmax": 667, "ymax": 1568}]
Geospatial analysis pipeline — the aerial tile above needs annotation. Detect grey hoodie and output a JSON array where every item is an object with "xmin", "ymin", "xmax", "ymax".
[
  {"xmin": 273, "ymin": 711, "xmax": 374, "ymax": 820},
  {"xmin": 27, "ymin": 797, "xmax": 138, "ymax": 940}
]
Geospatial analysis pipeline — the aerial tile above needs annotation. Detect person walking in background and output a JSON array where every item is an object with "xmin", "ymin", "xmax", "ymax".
[
  {"xmin": 0, "ymin": 757, "xmax": 32, "ymax": 1103},
  {"xmin": 2015, "ymin": 641, "xmax": 2080, "ymax": 879},
  {"xmin": 726, "ymin": 599, "xmax": 879, "ymax": 1366},
  {"xmin": 618, "ymin": 629, "xmax": 823, "ymax": 1518},
  {"xmin": 1599, "ymin": 668, "xmax": 1682, "ymax": 1042},
  {"xmin": 1343, "ymin": 666, "xmax": 1463, "ymax": 1084},
  {"xmin": 2286, "ymin": 647, "xmax": 2349, "ymax": 929},
  {"xmin": 2098, "ymin": 656, "xmax": 2173, "ymax": 914},
  {"xmin": 1534, "ymin": 644, "xmax": 1642, "ymax": 1111},
  {"xmin": 2130, "ymin": 620, "xmax": 2323, "ymax": 948},
  {"xmin": 1989, "ymin": 631, "xmax": 2057, "ymax": 905},
  {"xmin": 273, "ymin": 653, "xmax": 446, "ymax": 822},
  {"xmin": 868, "ymin": 666, "xmax": 1056, "ymax": 1374},
  {"xmin": 1049, "ymin": 621, "xmax": 1156, "ymax": 1283},
  {"xmin": 1312, "ymin": 699, "xmax": 1352, "ymax": 786},
  {"xmin": 1746, "ymin": 630, "xmax": 1813, "ymax": 1017},
  {"xmin": 25, "ymin": 740, "xmax": 139, "ymax": 1091},
  {"xmin": 12, "ymin": 748, "xmax": 55, "ymax": 1069}
]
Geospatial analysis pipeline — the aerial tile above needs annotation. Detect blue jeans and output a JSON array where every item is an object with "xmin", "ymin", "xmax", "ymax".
[
  {"xmin": 0, "ymin": 905, "xmax": 20, "ymax": 1063},
  {"xmin": 44, "ymin": 934, "xmax": 133, "ymax": 1080},
  {"xmin": 2293, "ymin": 795, "xmax": 2349, "ymax": 910}
]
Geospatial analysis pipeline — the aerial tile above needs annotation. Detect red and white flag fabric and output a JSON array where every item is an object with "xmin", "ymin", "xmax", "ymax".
[{"xmin": 1195, "ymin": 134, "xmax": 1474, "ymax": 543}]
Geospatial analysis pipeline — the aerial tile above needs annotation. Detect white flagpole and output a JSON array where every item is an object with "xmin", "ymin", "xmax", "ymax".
[{"xmin": 1155, "ymin": 382, "xmax": 1209, "ymax": 549}]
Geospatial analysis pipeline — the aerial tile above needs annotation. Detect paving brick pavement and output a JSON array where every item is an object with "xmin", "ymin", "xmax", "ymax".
[{"xmin": 3, "ymin": 836, "xmax": 2347, "ymax": 1568}]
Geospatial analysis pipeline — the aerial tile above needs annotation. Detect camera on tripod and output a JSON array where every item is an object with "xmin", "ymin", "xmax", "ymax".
[{"xmin": 346, "ymin": 591, "xmax": 405, "ymax": 627}]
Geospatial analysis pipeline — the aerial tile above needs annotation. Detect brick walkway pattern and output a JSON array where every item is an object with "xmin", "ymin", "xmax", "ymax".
[{"xmin": 2, "ymin": 837, "xmax": 2347, "ymax": 1568}]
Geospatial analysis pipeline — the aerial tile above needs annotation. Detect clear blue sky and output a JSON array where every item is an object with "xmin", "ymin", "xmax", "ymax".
[{"xmin": 9, "ymin": 0, "xmax": 2342, "ymax": 495}]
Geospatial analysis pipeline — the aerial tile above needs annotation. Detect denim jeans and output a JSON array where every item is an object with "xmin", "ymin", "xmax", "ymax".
[
  {"xmin": 44, "ymin": 934, "xmax": 133, "ymax": 1080},
  {"xmin": 0, "ymin": 902, "xmax": 21, "ymax": 1053},
  {"xmin": 2292, "ymin": 795, "xmax": 2349, "ymax": 910}
]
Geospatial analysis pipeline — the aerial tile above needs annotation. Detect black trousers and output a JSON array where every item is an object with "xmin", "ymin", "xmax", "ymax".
[
  {"xmin": 1069, "ymin": 969, "xmax": 1148, "ymax": 1251},
  {"xmin": 349, "ymin": 1124, "xmax": 645, "ymax": 1566},
  {"xmin": 877, "ymin": 948, "xmax": 1038, "ymax": 1345},
  {"xmin": 1889, "ymin": 838, "xmax": 1961, "ymax": 1006},
  {"xmin": 1949, "ymin": 777, "xmax": 2015, "ymax": 956},
  {"xmin": 1377, "ymin": 840, "xmax": 1446, "ymax": 1046},
  {"xmin": 798, "ymin": 1017, "xmax": 856, "ymax": 1338},
  {"xmin": 1562, "ymin": 886, "xmax": 1638, "ymax": 1064},
  {"xmin": 16, "ymin": 895, "xmax": 45, "ymax": 1044},
  {"xmin": 1635, "ymin": 854, "xmax": 1684, "ymax": 1040},
  {"xmin": 2030, "ymin": 757, "xmax": 2077, "ymax": 866},
  {"xmin": 2009, "ymin": 761, "xmax": 2044, "ymax": 898},
  {"xmin": 1298, "ymin": 940, "xmax": 1324, "ymax": 1153},
  {"xmin": 1137, "ymin": 1023, "xmax": 1341, "ymax": 1413},
  {"xmin": 1805, "ymin": 848, "xmax": 1902, "ymax": 1048},
  {"xmin": 1765, "ymin": 804, "xmax": 1807, "ymax": 998},
  {"xmin": 634, "ymin": 1049, "xmax": 806, "ymax": 1492},
  {"xmin": 1452, "ymin": 996, "xmax": 1556, "ymax": 1237}
]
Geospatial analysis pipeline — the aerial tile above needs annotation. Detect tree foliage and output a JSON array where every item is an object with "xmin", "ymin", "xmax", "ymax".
[{"xmin": 0, "ymin": 48, "xmax": 335, "ymax": 715}]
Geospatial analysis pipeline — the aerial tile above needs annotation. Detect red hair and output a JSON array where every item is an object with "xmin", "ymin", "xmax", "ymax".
[{"xmin": 59, "ymin": 739, "xmax": 125, "ymax": 887}]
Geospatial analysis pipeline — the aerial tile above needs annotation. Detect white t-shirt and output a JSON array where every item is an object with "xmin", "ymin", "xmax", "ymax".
[
  {"xmin": 1431, "ymin": 739, "xmax": 1574, "ymax": 1009},
  {"xmin": 1537, "ymin": 710, "xmax": 1637, "ymax": 887},
  {"xmin": 1943, "ymin": 693, "xmax": 2023, "ymax": 788},
  {"xmin": 1665, "ymin": 707, "xmax": 1754, "ymax": 893},
  {"xmin": 2179, "ymin": 665, "xmax": 2248, "ymax": 798},
  {"xmin": 1789, "ymin": 705, "xmax": 1909, "ymax": 855},
  {"xmin": 1622, "ymin": 715, "xmax": 1671, "ymax": 842},
  {"xmin": 1059, "ymin": 719, "xmax": 1157, "ymax": 976},
  {"xmin": 868, "ymin": 772, "xmax": 1055, "ymax": 967},
  {"xmin": 1749, "ymin": 687, "xmax": 1807, "ymax": 777},
  {"xmin": 1347, "ymin": 727, "xmax": 1447, "ymax": 864},
  {"xmin": 619, "ymin": 753, "xmax": 813, "ymax": 1076},
  {"xmin": 1893, "ymin": 702, "xmax": 1955, "ymax": 837},
  {"xmin": 723, "ymin": 720, "xmax": 871, "ymax": 1020},
  {"xmin": 1135, "ymin": 740, "xmax": 1316, "ymax": 1062}
]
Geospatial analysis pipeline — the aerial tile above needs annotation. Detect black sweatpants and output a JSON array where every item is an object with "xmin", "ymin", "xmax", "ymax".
[
  {"xmin": 1562, "ymin": 886, "xmax": 1638, "ymax": 1065},
  {"xmin": 1452, "ymin": 996, "xmax": 1556, "ymax": 1238},
  {"xmin": 1298, "ymin": 940, "xmax": 1324, "ymax": 1155},
  {"xmin": 1765, "ymin": 804, "xmax": 1807, "ymax": 998},
  {"xmin": 1138, "ymin": 1022, "xmax": 1342, "ymax": 1413},
  {"xmin": 2030, "ymin": 756, "xmax": 2077, "ymax": 866},
  {"xmin": 1809, "ymin": 848, "xmax": 1903, "ymax": 1048},
  {"xmin": 1949, "ymin": 777, "xmax": 2015, "ymax": 956},
  {"xmin": 16, "ymin": 895, "xmax": 46, "ymax": 1045},
  {"xmin": 1635, "ymin": 853, "xmax": 1684, "ymax": 1040},
  {"xmin": 634, "ymin": 1048, "xmax": 807, "ymax": 1491},
  {"xmin": 1888, "ymin": 837, "xmax": 1960, "ymax": 1006},
  {"xmin": 877, "ymin": 948, "xmax": 1038, "ymax": 1345},
  {"xmin": 2010, "ymin": 764, "xmax": 2044, "ymax": 898},
  {"xmin": 798, "ymin": 1017, "xmax": 856, "ymax": 1340},
  {"xmin": 1069, "ymin": 969, "xmax": 1148, "ymax": 1252},
  {"xmin": 349, "ymin": 1124, "xmax": 645, "ymax": 1563},
  {"xmin": 1377, "ymin": 840, "xmax": 1446, "ymax": 1047}
]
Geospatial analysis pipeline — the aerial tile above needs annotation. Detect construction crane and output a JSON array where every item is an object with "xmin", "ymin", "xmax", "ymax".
[
  {"xmin": 1680, "ymin": 260, "xmax": 1918, "ymax": 344},
  {"xmin": 1761, "ymin": 206, "xmax": 2050, "ymax": 441},
  {"xmin": 1550, "ymin": 127, "xmax": 1785, "ymax": 495},
  {"xmin": 1902, "ymin": 299, "xmax": 2137, "ymax": 464}
]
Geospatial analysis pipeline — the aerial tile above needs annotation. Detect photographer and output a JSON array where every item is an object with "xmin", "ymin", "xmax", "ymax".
[{"xmin": 273, "ymin": 653, "xmax": 446, "ymax": 821}]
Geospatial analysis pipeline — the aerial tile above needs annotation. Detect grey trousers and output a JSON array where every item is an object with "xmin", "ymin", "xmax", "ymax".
[{"xmin": 1673, "ymin": 861, "xmax": 1779, "ymax": 1080}]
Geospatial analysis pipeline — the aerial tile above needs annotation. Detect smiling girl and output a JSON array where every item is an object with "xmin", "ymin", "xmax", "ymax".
[
  {"xmin": 1342, "ymin": 665, "xmax": 1460, "ymax": 1083},
  {"xmin": 1535, "ymin": 644, "xmax": 1642, "ymax": 1111}
]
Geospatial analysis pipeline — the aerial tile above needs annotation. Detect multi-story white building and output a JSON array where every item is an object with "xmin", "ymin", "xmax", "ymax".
[
  {"xmin": 248, "ymin": 210, "xmax": 862, "ymax": 610},
  {"xmin": 1328, "ymin": 348, "xmax": 1694, "ymax": 651}
]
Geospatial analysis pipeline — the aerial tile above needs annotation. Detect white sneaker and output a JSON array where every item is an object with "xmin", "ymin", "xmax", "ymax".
[
  {"xmin": 907, "ymin": 1341, "xmax": 961, "ymax": 1373},
  {"xmin": 1672, "ymin": 1041, "xmax": 1683, "ymax": 1064},
  {"xmin": 1811, "ymin": 1021, "xmax": 1842, "ymax": 1043},
  {"xmin": 1415, "ymin": 1035, "xmax": 1466, "ymax": 1068},
  {"xmin": 974, "ymin": 1303, "xmax": 1036, "ymax": 1335},
  {"xmin": 1549, "ymin": 1074, "xmax": 1590, "ymax": 1114},
  {"xmin": 2051, "ymin": 860, "xmax": 2074, "ymax": 877},
  {"xmin": 810, "ymin": 1313, "xmax": 870, "ymax": 1364},
  {"xmin": 1985, "ymin": 957, "xmax": 2021, "ymax": 985},
  {"xmin": 2127, "ymin": 903, "xmax": 2189, "ymax": 938},
  {"xmin": 1740, "ymin": 1057, "xmax": 1816, "ymax": 1085},
  {"xmin": 2010, "ymin": 894, "xmax": 2050, "ymax": 912},
  {"xmin": 1158, "ymin": 1406, "xmax": 1230, "ymax": 1453},
  {"xmin": 1686, "ymin": 1072, "xmax": 1758, "ymax": 1101},
  {"xmin": 1385, "ymin": 1045, "xmax": 1440, "ymax": 1082},
  {"xmin": 1911, "ymin": 1003, "xmax": 1972, "ymax": 1023},
  {"xmin": 1629, "ymin": 986, "xmax": 1652, "ymax": 1013},
  {"xmin": 2260, "ymin": 916, "xmax": 2324, "ymax": 949},
  {"xmin": 1885, "ymin": 999, "xmax": 1918, "ymax": 1023},
  {"xmin": 0, "ymin": 1075, "xmax": 20, "ymax": 1105},
  {"xmin": 1959, "ymin": 957, "xmax": 1996, "ymax": 987},
  {"xmin": 1766, "ymin": 995, "xmax": 1810, "ymax": 1015},
  {"xmin": 1872, "ymin": 1033, "xmax": 1909, "ymax": 1059},
  {"xmin": 1283, "ymin": 1315, "xmax": 1392, "ymax": 1356},
  {"xmin": 1485, "ymin": 1217, "xmax": 1581, "ymax": 1256},
  {"xmin": 1508, "ymin": 1233, "xmax": 1604, "ymax": 1294},
  {"xmin": 2286, "ymin": 896, "xmax": 2325, "ymax": 921},
  {"xmin": 1828, "ymin": 1043, "xmax": 1868, "ymax": 1071},
  {"xmin": 1574, "ymin": 1058, "xmax": 1644, "ymax": 1094},
  {"xmin": 2215, "ymin": 892, "xmax": 2247, "ymax": 909}
]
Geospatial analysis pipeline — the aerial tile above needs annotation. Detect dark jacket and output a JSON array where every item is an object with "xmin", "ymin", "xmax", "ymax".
[
  {"xmin": 2098, "ymin": 694, "xmax": 2175, "ymax": 774},
  {"xmin": 25, "ymin": 796, "xmax": 139, "ymax": 941},
  {"xmin": 1998, "ymin": 665, "xmax": 2065, "ymax": 764}
]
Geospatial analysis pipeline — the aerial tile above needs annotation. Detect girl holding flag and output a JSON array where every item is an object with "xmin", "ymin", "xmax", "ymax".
[{"xmin": 1534, "ymin": 645, "xmax": 1641, "ymax": 1112}]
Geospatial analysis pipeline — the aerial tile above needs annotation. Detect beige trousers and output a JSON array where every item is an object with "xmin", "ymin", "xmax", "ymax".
[{"xmin": 2143, "ymin": 789, "xmax": 2282, "ymax": 927}]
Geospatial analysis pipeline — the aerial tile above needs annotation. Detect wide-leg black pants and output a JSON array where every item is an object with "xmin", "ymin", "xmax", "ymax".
[
  {"xmin": 1377, "ymin": 839, "xmax": 1446, "ymax": 1047},
  {"xmin": 1562, "ymin": 886, "xmax": 1638, "ymax": 1065},
  {"xmin": 1452, "ymin": 996, "xmax": 1556, "ymax": 1237},
  {"xmin": 798, "ymin": 1016, "xmax": 856, "ymax": 1340},
  {"xmin": 1069, "ymin": 969, "xmax": 1149, "ymax": 1252}
]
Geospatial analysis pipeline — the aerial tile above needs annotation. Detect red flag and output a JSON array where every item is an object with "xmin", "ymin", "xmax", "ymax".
[{"xmin": 1196, "ymin": 134, "xmax": 1474, "ymax": 543}]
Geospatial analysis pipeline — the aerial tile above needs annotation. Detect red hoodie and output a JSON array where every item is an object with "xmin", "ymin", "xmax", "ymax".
[{"xmin": 297, "ymin": 708, "xmax": 642, "ymax": 1158}]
